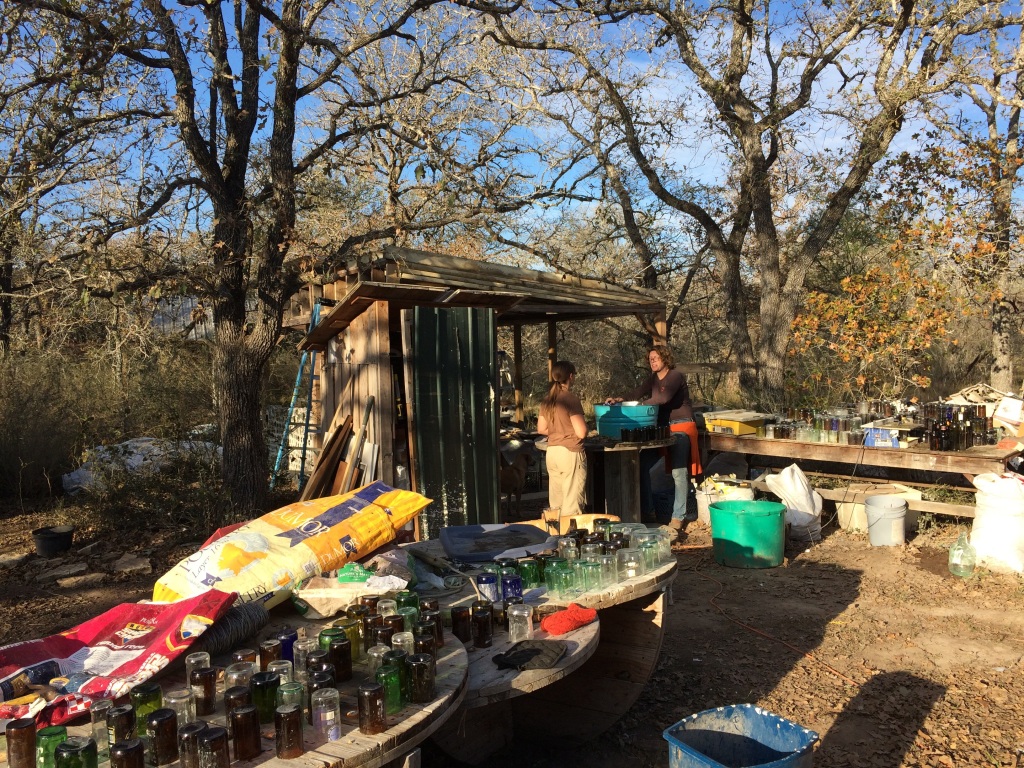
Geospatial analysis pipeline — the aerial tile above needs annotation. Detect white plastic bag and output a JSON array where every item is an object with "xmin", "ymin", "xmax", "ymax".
[
  {"xmin": 765, "ymin": 464, "xmax": 823, "ymax": 543},
  {"xmin": 971, "ymin": 473, "xmax": 1024, "ymax": 573}
]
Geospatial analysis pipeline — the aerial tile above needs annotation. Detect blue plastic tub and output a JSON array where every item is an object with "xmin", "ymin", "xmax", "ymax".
[
  {"xmin": 663, "ymin": 704, "xmax": 819, "ymax": 768},
  {"xmin": 593, "ymin": 403, "xmax": 658, "ymax": 439}
]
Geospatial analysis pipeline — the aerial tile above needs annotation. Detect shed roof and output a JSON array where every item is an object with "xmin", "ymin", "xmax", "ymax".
[{"xmin": 298, "ymin": 245, "xmax": 664, "ymax": 351}]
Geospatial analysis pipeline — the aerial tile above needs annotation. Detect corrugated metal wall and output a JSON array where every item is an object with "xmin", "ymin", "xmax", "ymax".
[{"xmin": 405, "ymin": 306, "xmax": 499, "ymax": 539}]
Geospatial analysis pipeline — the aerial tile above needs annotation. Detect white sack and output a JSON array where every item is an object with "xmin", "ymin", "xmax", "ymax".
[
  {"xmin": 765, "ymin": 464, "xmax": 823, "ymax": 543},
  {"xmin": 971, "ymin": 473, "xmax": 1024, "ymax": 573}
]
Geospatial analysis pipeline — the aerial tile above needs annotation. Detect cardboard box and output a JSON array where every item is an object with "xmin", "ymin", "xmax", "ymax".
[{"xmin": 994, "ymin": 396, "xmax": 1024, "ymax": 436}]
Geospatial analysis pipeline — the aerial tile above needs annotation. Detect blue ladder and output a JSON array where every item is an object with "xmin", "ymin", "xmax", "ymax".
[{"xmin": 271, "ymin": 303, "xmax": 321, "ymax": 489}]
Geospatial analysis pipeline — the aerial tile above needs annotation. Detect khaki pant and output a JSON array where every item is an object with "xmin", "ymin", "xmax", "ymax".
[{"xmin": 546, "ymin": 445, "xmax": 587, "ymax": 518}]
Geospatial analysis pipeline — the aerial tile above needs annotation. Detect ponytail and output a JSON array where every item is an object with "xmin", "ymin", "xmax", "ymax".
[{"xmin": 540, "ymin": 361, "xmax": 577, "ymax": 419}]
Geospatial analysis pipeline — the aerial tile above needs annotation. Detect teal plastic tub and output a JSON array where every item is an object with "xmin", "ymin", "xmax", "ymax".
[
  {"xmin": 664, "ymin": 704, "xmax": 818, "ymax": 768},
  {"xmin": 593, "ymin": 403, "xmax": 658, "ymax": 439},
  {"xmin": 709, "ymin": 500, "xmax": 786, "ymax": 568}
]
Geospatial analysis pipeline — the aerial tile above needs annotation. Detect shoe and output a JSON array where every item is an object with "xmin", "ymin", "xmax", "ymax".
[{"xmin": 683, "ymin": 510, "xmax": 698, "ymax": 523}]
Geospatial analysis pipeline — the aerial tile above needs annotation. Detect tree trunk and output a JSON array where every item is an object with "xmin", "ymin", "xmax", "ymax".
[
  {"xmin": 215, "ymin": 327, "xmax": 272, "ymax": 515},
  {"xmin": 990, "ymin": 284, "xmax": 1014, "ymax": 392}
]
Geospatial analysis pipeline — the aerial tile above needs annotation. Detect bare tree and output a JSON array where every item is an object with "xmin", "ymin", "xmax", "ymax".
[{"xmin": 464, "ymin": 0, "xmax": 1020, "ymax": 407}]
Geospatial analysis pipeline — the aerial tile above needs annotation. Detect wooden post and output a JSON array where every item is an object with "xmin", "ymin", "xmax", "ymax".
[
  {"xmin": 652, "ymin": 311, "xmax": 667, "ymax": 346},
  {"xmin": 513, "ymin": 324, "xmax": 524, "ymax": 424},
  {"xmin": 547, "ymin": 320, "xmax": 557, "ymax": 380}
]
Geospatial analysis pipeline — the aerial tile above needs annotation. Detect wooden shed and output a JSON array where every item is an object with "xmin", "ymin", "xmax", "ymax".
[{"xmin": 283, "ymin": 245, "xmax": 666, "ymax": 537}]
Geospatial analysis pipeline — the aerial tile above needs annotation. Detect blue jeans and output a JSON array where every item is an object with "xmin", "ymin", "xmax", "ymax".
[{"xmin": 638, "ymin": 432, "xmax": 692, "ymax": 522}]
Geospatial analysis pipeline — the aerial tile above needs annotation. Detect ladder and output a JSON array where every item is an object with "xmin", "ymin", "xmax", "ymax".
[{"xmin": 271, "ymin": 303, "xmax": 322, "ymax": 490}]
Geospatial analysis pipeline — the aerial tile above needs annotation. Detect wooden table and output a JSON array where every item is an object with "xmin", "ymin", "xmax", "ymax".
[
  {"xmin": 0, "ymin": 626, "xmax": 469, "ymax": 768},
  {"xmin": 582, "ymin": 437, "xmax": 675, "ymax": 522},
  {"xmin": 706, "ymin": 433, "xmax": 1023, "ymax": 517},
  {"xmin": 706, "ymin": 433, "xmax": 1018, "ymax": 478},
  {"xmin": 408, "ymin": 538, "xmax": 677, "ymax": 762}
]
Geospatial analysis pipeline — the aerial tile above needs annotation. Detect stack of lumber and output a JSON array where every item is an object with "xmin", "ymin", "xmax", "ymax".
[{"xmin": 299, "ymin": 396, "xmax": 375, "ymax": 501}]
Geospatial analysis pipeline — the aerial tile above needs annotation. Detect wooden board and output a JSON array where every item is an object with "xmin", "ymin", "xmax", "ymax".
[
  {"xmin": 300, "ymin": 416, "xmax": 353, "ymax": 500},
  {"xmin": 707, "ymin": 433, "xmax": 1016, "ymax": 476}
]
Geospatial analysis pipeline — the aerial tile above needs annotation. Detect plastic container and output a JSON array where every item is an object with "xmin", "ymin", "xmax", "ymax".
[
  {"xmin": 32, "ymin": 526, "xmax": 75, "ymax": 557},
  {"xmin": 709, "ymin": 501, "xmax": 786, "ymax": 568},
  {"xmin": 664, "ymin": 704, "xmax": 819, "ymax": 768},
  {"xmin": 593, "ymin": 403, "xmax": 658, "ymax": 439},
  {"xmin": 864, "ymin": 495, "xmax": 907, "ymax": 546},
  {"xmin": 837, "ymin": 484, "xmax": 921, "ymax": 533}
]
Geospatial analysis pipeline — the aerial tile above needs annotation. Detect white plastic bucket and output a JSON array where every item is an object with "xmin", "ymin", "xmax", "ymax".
[{"xmin": 865, "ymin": 495, "xmax": 907, "ymax": 546}]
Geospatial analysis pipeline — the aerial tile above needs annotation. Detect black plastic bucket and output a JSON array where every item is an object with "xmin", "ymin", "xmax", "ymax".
[{"xmin": 32, "ymin": 525, "xmax": 75, "ymax": 557}]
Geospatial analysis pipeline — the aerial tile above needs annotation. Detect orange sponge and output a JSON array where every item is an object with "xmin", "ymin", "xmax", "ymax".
[{"xmin": 540, "ymin": 603, "xmax": 598, "ymax": 635}]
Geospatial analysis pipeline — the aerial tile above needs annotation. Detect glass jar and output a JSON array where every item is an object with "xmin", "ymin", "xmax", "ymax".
[
  {"xmin": 196, "ymin": 726, "xmax": 229, "ymax": 768},
  {"xmin": 106, "ymin": 706, "xmax": 135, "ymax": 745},
  {"xmin": 162, "ymin": 689, "xmax": 195, "ymax": 727},
  {"xmin": 420, "ymin": 609, "xmax": 444, "ymax": 649},
  {"xmin": 375, "ymin": 664, "xmax": 403, "ymax": 715},
  {"xmin": 475, "ymin": 573, "xmax": 501, "ymax": 603},
  {"xmin": 359, "ymin": 594, "xmax": 381, "ymax": 612},
  {"xmin": 250, "ymin": 671, "xmax": 282, "ymax": 724},
  {"xmin": 500, "ymin": 573, "xmax": 523, "ymax": 600},
  {"xmin": 128, "ymin": 683, "xmax": 162, "ymax": 737},
  {"xmin": 259, "ymin": 639, "xmax": 282, "ymax": 671},
  {"xmin": 317, "ymin": 627, "xmax": 346, "ymax": 652},
  {"xmin": 472, "ymin": 607, "xmax": 493, "ymax": 648},
  {"xmin": 362, "ymin": 613, "xmax": 384, "ymax": 653},
  {"xmin": 291, "ymin": 638, "xmax": 318, "ymax": 682},
  {"xmin": 273, "ymin": 628, "xmax": 299, "ymax": 663},
  {"xmin": 5, "ymin": 718, "xmax": 36, "ymax": 768},
  {"xmin": 306, "ymin": 672, "xmax": 335, "ymax": 725},
  {"xmin": 383, "ymin": 614, "xmax": 406, "ymax": 635},
  {"xmin": 145, "ymin": 709, "xmax": 178, "ymax": 767},
  {"xmin": 383, "ymin": 650, "xmax": 409, "ymax": 703},
  {"xmin": 391, "ymin": 631, "xmax": 415, "ymax": 656},
  {"xmin": 189, "ymin": 667, "xmax": 217, "ymax": 717},
  {"xmin": 312, "ymin": 688, "xmax": 342, "ymax": 741},
  {"xmin": 231, "ymin": 649, "xmax": 257, "ymax": 665},
  {"xmin": 357, "ymin": 683, "xmax": 387, "ymax": 735},
  {"xmin": 88, "ymin": 699, "xmax": 111, "ymax": 762},
  {"xmin": 266, "ymin": 659, "xmax": 293, "ymax": 684},
  {"xmin": 418, "ymin": 597, "xmax": 439, "ymax": 612},
  {"xmin": 176, "ymin": 721, "xmax": 207, "ymax": 768},
  {"xmin": 275, "ymin": 681, "xmax": 305, "ymax": 710},
  {"xmin": 184, "ymin": 652, "xmax": 210, "ymax": 685},
  {"xmin": 328, "ymin": 637, "xmax": 353, "ymax": 682},
  {"xmin": 397, "ymin": 606, "xmax": 419, "ymax": 632},
  {"xmin": 229, "ymin": 705, "xmax": 261, "ymax": 761},
  {"xmin": 376, "ymin": 598, "xmax": 398, "ymax": 617},
  {"xmin": 395, "ymin": 590, "xmax": 419, "ymax": 610},
  {"xmin": 53, "ymin": 737, "xmax": 98, "ymax": 768},
  {"xmin": 373, "ymin": 625, "xmax": 396, "ymax": 648},
  {"xmin": 109, "ymin": 738, "xmax": 145, "ymax": 768},
  {"xmin": 517, "ymin": 559, "xmax": 541, "ymax": 588},
  {"xmin": 275, "ymin": 705, "xmax": 304, "ymax": 759},
  {"xmin": 223, "ymin": 685, "xmax": 252, "ymax": 716},
  {"xmin": 332, "ymin": 617, "xmax": 363, "ymax": 661},
  {"xmin": 407, "ymin": 653, "xmax": 435, "ymax": 704},
  {"xmin": 507, "ymin": 604, "xmax": 534, "ymax": 643},
  {"xmin": 450, "ymin": 606, "xmax": 472, "ymax": 643}
]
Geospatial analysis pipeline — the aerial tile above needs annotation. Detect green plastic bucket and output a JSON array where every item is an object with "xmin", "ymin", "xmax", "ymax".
[{"xmin": 709, "ymin": 500, "xmax": 786, "ymax": 568}]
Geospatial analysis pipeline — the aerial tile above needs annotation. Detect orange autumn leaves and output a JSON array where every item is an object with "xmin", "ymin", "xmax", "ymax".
[{"xmin": 790, "ymin": 257, "xmax": 954, "ymax": 400}]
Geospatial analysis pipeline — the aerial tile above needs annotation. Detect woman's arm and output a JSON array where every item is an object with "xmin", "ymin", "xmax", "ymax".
[
  {"xmin": 537, "ymin": 413, "xmax": 549, "ymax": 436},
  {"xmin": 570, "ymin": 413, "xmax": 588, "ymax": 440}
]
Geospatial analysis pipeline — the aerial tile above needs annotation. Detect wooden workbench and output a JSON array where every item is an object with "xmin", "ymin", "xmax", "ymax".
[
  {"xmin": 582, "ymin": 437, "xmax": 675, "ymax": 522},
  {"xmin": 706, "ymin": 433, "xmax": 1018, "ymax": 477}
]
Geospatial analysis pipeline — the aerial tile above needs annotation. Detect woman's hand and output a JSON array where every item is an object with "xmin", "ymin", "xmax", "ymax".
[{"xmin": 604, "ymin": 396, "xmax": 623, "ymax": 405}]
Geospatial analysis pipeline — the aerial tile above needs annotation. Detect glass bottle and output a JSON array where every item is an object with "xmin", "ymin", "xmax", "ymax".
[
  {"xmin": 162, "ymin": 689, "xmax": 195, "ymax": 727},
  {"xmin": 383, "ymin": 649, "xmax": 409, "ymax": 704},
  {"xmin": 332, "ymin": 617, "xmax": 363, "ymax": 661},
  {"xmin": 306, "ymin": 672, "xmax": 335, "ymax": 725},
  {"xmin": 224, "ymin": 661, "xmax": 256, "ymax": 690},
  {"xmin": 88, "ymin": 700, "xmax": 111, "ymax": 763},
  {"xmin": 357, "ymin": 682, "xmax": 387, "ymax": 735},
  {"xmin": 949, "ymin": 532, "xmax": 977, "ymax": 578},
  {"xmin": 327, "ymin": 637, "xmax": 353, "ymax": 682},
  {"xmin": 128, "ymin": 683, "xmax": 162, "ymax": 737},
  {"xmin": 223, "ymin": 685, "xmax": 252, "ymax": 720},
  {"xmin": 291, "ymin": 638, "xmax": 319, "ymax": 682},
  {"xmin": 383, "ymin": 614, "xmax": 406, "ymax": 635},
  {"xmin": 109, "ymin": 738, "xmax": 145, "ymax": 768},
  {"xmin": 359, "ymin": 594, "xmax": 381, "ymax": 612},
  {"xmin": 184, "ymin": 652, "xmax": 211, "ymax": 683},
  {"xmin": 190, "ymin": 666, "xmax": 217, "ymax": 717},
  {"xmin": 450, "ymin": 606, "xmax": 472, "ymax": 643},
  {"xmin": 53, "ymin": 737, "xmax": 98, "ymax": 768},
  {"xmin": 397, "ymin": 606, "xmax": 419, "ymax": 632},
  {"xmin": 407, "ymin": 653, "xmax": 435, "ymax": 704},
  {"xmin": 176, "ymin": 722, "xmax": 208, "ymax": 768},
  {"xmin": 106, "ymin": 706, "xmax": 135, "ymax": 745},
  {"xmin": 366, "ymin": 645, "xmax": 392, "ymax": 679},
  {"xmin": 276, "ymin": 681, "xmax": 305, "ymax": 710},
  {"xmin": 413, "ymin": 631, "xmax": 436, "ymax": 660},
  {"xmin": 5, "ymin": 717, "xmax": 36, "ymax": 768},
  {"xmin": 420, "ymin": 609, "xmax": 444, "ymax": 649},
  {"xmin": 273, "ymin": 628, "xmax": 299, "ymax": 662},
  {"xmin": 266, "ymin": 659, "xmax": 294, "ymax": 685},
  {"xmin": 311, "ymin": 688, "xmax": 342, "ymax": 741},
  {"xmin": 36, "ymin": 726, "xmax": 68, "ymax": 768},
  {"xmin": 362, "ymin": 614, "xmax": 384, "ymax": 653},
  {"xmin": 472, "ymin": 607, "xmax": 493, "ymax": 648},
  {"xmin": 196, "ymin": 726, "xmax": 230, "ymax": 768},
  {"xmin": 374, "ymin": 625, "xmax": 396, "ymax": 648},
  {"xmin": 259, "ymin": 638, "xmax": 282, "ymax": 671},
  {"xmin": 375, "ymin": 663, "xmax": 403, "ymax": 715},
  {"xmin": 391, "ymin": 631, "xmax": 415, "ymax": 656},
  {"xmin": 376, "ymin": 598, "xmax": 398, "ymax": 616},
  {"xmin": 145, "ymin": 709, "xmax": 178, "ymax": 767},
  {"xmin": 317, "ymin": 627, "xmax": 346, "ymax": 652},
  {"xmin": 394, "ymin": 590, "xmax": 419, "ymax": 611},
  {"xmin": 231, "ymin": 649, "xmax": 257, "ymax": 665},
  {"xmin": 418, "ymin": 597, "xmax": 439, "ymax": 612},
  {"xmin": 250, "ymin": 671, "xmax": 282, "ymax": 724},
  {"xmin": 229, "ymin": 705, "xmax": 261, "ymax": 761},
  {"xmin": 274, "ymin": 705, "xmax": 304, "ymax": 759}
]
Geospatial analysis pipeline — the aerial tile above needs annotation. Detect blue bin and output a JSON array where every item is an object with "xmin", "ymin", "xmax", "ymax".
[
  {"xmin": 664, "ymin": 704, "xmax": 818, "ymax": 768},
  {"xmin": 593, "ymin": 403, "xmax": 658, "ymax": 439}
]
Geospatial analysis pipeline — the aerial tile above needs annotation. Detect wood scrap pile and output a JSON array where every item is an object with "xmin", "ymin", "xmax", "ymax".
[{"xmin": 300, "ymin": 396, "xmax": 376, "ymax": 500}]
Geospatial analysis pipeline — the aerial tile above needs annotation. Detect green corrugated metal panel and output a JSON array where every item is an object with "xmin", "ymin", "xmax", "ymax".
[{"xmin": 408, "ymin": 307, "xmax": 499, "ymax": 539}]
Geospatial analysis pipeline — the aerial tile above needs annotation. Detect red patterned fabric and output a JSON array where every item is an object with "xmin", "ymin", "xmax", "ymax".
[{"xmin": 539, "ymin": 603, "xmax": 597, "ymax": 635}]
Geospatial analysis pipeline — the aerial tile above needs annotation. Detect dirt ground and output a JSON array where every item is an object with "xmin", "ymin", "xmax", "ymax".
[{"xmin": 2, "ymin": 504, "xmax": 1023, "ymax": 768}]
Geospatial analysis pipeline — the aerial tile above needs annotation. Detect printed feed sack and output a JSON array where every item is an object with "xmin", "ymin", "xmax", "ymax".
[{"xmin": 154, "ymin": 482, "xmax": 432, "ymax": 608}]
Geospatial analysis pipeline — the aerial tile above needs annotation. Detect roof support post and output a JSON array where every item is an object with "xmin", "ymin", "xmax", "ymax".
[
  {"xmin": 547, "ymin": 320, "xmax": 557, "ymax": 380},
  {"xmin": 513, "ymin": 323, "xmax": 524, "ymax": 424}
]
